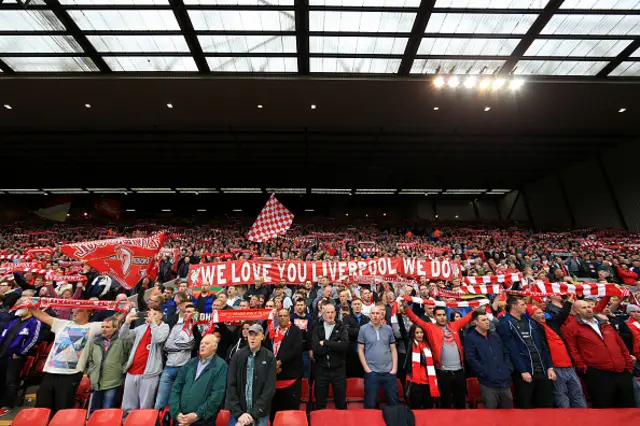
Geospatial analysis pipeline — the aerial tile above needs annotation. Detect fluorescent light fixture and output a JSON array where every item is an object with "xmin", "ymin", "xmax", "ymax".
[
  {"xmin": 85, "ymin": 103, "xmax": 91, "ymax": 109},
  {"xmin": 435, "ymin": 214, "xmax": 438, "ymax": 218},
  {"xmin": 197, "ymin": 209, "xmax": 207, "ymax": 212},
  {"xmin": 305, "ymin": 209, "xmax": 315, "ymax": 212},
  {"xmin": 257, "ymin": 104, "xmax": 263, "ymax": 109},
  {"xmin": 455, "ymin": 215, "xmax": 459, "ymax": 219},
  {"xmin": 42, "ymin": 188, "xmax": 83, "ymax": 191},
  {"xmin": 464, "ymin": 76, "xmax": 477, "ymax": 88},
  {"xmin": 484, "ymin": 106, "xmax": 491, "ymax": 112},
  {"xmin": 433, "ymin": 106, "xmax": 439, "ymax": 111},
  {"xmin": 311, "ymin": 188, "xmax": 351, "ymax": 194},
  {"xmin": 221, "ymin": 188, "xmax": 262, "ymax": 193},
  {"xmin": 448, "ymin": 76, "xmax": 460, "ymax": 88},
  {"xmin": 183, "ymin": 190, "xmax": 217, "ymax": 194},
  {"xmin": 167, "ymin": 103, "xmax": 173, "ymax": 108},
  {"xmin": 176, "ymin": 188, "xmax": 214, "ymax": 191},
  {"xmin": 3, "ymin": 104, "xmax": 12, "ymax": 110},
  {"xmin": 8, "ymin": 191, "xmax": 46, "ymax": 194},
  {"xmin": 311, "ymin": 104, "xmax": 317, "ymax": 110},
  {"xmin": 479, "ymin": 79, "xmax": 492, "ymax": 89},
  {"xmin": 1, "ymin": 188, "xmax": 40, "ymax": 192},
  {"xmin": 491, "ymin": 189, "xmax": 511, "ymax": 192},
  {"xmin": 619, "ymin": 108, "xmax": 627, "ymax": 113},
  {"xmin": 356, "ymin": 190, "xmax": 396, "ymax": 195},
  {"xmin": 137, "ymin": 190, "xmax": 176, "ymax": 194},
  {"xmin": 356, "ymin": 189, "xmax": 396, "ymax": 192},
  {"xmin": 232, "ymin": 209, "xmax": 243, "ymax": 212},
  {"xmin": 492, "ymin": 79, "xmax": 506, "ymax": 90},
  {"xmin": 510, "ymin": 80, "xmax": 524, "ymax": 90},
  {"xmin": 433, "ymin": 76, "xmax": 445, "ymax": 87},
  {"xmin": 266, "ymin": 188, "xmax": 306, "ymax": 194},
  {"xmin": 50, "ymin": 191, "xmax": 90, "ymax": 194},
  {"xmin": 132, "ymin": 188, "xmax": 172, "ymax": 191},
  {"xmin": 87, "ymin": 188, "xmax": 127, "ymax": 191},
  {"xmin": 126, "ymin": 209, "xmax": 136, "ymax": 212},
  {"xmin": 161, "ymin": 209, "xmax": 171, "ymax": 212}
]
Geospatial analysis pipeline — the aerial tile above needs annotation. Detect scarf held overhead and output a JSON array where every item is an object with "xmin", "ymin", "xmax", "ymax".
[{"xmin": 11, "ymin": 297, "xmax": 130, "ymax": 313}]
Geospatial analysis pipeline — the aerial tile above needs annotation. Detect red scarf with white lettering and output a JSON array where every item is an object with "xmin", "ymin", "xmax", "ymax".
[
  {"xmin": 411, "ymin": 340, "xmax": 440, "ymax": 397},
  {"xmin": 273, "ymin": 323, "xmax": 290, "ymax": 357}
]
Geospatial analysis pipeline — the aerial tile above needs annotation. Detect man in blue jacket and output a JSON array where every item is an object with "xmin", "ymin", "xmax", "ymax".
[
  {"xmin": 464, "ymin": 310, "xmax": 513, "ymax": 408},
  {"xmin": 0, "ymin": 304, "xmax": 42, "ymax": 416},
  {"xmin": 497, "ymin": 296, "xmax": 556, "ymax": 408}
]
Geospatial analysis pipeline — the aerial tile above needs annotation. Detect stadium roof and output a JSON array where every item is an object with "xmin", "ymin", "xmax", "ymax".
[{"xmin": 1, "ymin": 0, "xmax": 640, "ymax": 79}]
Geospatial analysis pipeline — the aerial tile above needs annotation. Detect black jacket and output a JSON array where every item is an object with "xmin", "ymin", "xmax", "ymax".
[
  {"xmin": 265, "ymin": 324, "xmax": 304, "ymax": 381},
  {"xmin": 343, "ymin": 313, "xmax": 370, "ymax": 354},
  {"xmin": 544, "ymin": 301, "xmax": 572, "ymax": 338},
  {"xmin": 311, "ymin": 319, "xmax": 349, "ymax": 370},
  {"xmin": 225, "ymin": 346, "xmax": 277, "ymax": 421}
]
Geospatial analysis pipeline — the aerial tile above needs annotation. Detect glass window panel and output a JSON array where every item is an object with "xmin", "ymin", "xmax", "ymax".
[
  {"xmin": 199, "ymin": 35, "xmax": 296, "ymax": 53},
  {"xmin": 610, "ymin": 61, "xmax": 640, "ymax": 76},
  {"xmin": 310, "ymin": 36, "xmax": 407, "ymax": 54},
  {"xmin": 206, "ymin": 56, "xmax": 297, "ymax": 71},
  {"xmin": 189, "ymin": 10, "xmax": 296, "ymax": 31},
  {"xmin": 541, "ymin": 15, "xmax": 640, "ymax": 35},
  {"xmin": 410, "ymin": 58, "xmax": 504, "ymax": 73},
  {"xmin": 68, "ymin": 10, "xmax": 180, "ymax": 31},
  {"xmin": 0, "ymin": 10, "xmax": 66, "ymax": 31},
  {"xmin": 309, "ymin": 0, "xmax": 420, "ymax": 6},
  {"xmin": 185, "ymin": 0, "xmax": 293, "ymax": 4},
  {"xmin": 513, "ymin": 60, "xmax": 608, "ymax": 75},
  {"xmin": 426, "ymin": 13, "xmax": 537, "ymax": 34},
  {"xmin": 2, "ymin": 56, "xmax": 98, "ymax": 72},
  {"xmin": 60, "ymin": 1, "xmax": 168, "ymax": 4},
  {"xmin": 525, "ymin": 39, "xmax": 631, "ymax": 57},
  {"xmin": 310, "ymin": 11, "xmax": 416, "ymax": 32},
  {"xmin": 310, "ymin": 57, "xmax": 401, "ymax": 72},
  {"xmin": 434, "ymin": 0, "xmax": 548, "ymax": 7},
  {"xmin": 87, "ymin": 35, "xmax": 189, "ymax": 52},
  {"xmin": 104, "ymin": 56, "xmax": 198, "ymax": 71},
  {"xmin": 560, "ymin": 0, "xmax": 640, "ymax": 10},
  {"xmin": 631, "ymin": 46, "xmax": 640, "ymax": 56},
  {"xmin": 417, "ymin": 37, "xmax": 518, "ymax": 55},
  {"xmin": 0, "ymin": 35, "xmax": 83, "ymax": 53}
]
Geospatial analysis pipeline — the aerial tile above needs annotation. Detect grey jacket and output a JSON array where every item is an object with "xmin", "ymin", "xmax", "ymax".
[
  {"xmin": 119, "ymin": 321, "xmax": 169, "ymax": 378},
  {"xmin": 164, "ymin": 318, "xmax": 195, "ymax": 367}
]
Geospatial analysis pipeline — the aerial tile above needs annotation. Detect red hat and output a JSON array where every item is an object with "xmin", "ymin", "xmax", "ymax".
[{"xmin": 526, "ymin": 304, "xmax": 541, "ymax": 317}]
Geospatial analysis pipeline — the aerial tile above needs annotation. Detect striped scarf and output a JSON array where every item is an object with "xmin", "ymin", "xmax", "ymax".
[{"xmin": 411, "ymin": 340, "xmax": 440, "ymax": 397}]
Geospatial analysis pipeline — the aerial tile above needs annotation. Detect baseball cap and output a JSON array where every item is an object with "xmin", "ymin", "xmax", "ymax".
[{"xmin": 248, "ymin": 324, "xmax": 264, "ymax": 335}]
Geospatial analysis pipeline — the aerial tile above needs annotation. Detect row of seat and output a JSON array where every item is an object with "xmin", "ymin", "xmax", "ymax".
[
  {"xmin": 12, "ymin": 408, "xmax": 306, "ymax": 426},
  {"xmin": 299, "ymin": 377, "xmax": 405, "ymax": 411}
]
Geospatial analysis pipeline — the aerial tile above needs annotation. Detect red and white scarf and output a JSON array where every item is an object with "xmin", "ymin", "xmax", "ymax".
[
  {"xmin": 463, "ymin": 273, "xmax": 524, "ymax": 285},
  {"xmin": 11, "ymin": 297, "xmax": 130, "ymax": 312},
  {"xmin": 411, "ymin": 340, "xmax": 440, "ymax": 397},
  {"xmin": 272, "ymin": 323, "xmax": 290, "ymax": 357}
]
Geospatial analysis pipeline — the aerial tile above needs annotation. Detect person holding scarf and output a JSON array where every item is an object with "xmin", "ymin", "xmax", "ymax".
[
  {"xmin": 404, "ymin": 324, "xmax": 439, "ymax": 409},
  {"xmin": 265, "ymin": 309, "xmax": 303, "ymax": 422}
]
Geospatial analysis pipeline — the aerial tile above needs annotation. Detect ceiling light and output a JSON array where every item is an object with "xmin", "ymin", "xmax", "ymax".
[
  {"xmin": 83, "ymin": 212, "xmax": 88, "ymax": 217},
  {"xmin": 1, "ymin": 189, "xmax": 40, "ymax": 192},
  {"xmin": 345, "ymin": 213, "xmax": 349, "ymax": 216},
  {"xmin": 66, "ymin": 214, "xmax": 70, "ymax": 217},
  {"xmin": 433, "ymin": 76, "xmax": 445, "ymax": 88},
  {"xmin": 448, "ymin": 76, "xmax": 460, "ymax": 88},
  {"xmin": 132, "ymin": 188, "xmax": 172, "ymax": 191},
  {"xmin": 266, "ymin": 188, "xmax": 306, "ymax": 194},
  {"xmin": 366, "ymin": 214, "xmax": 369, "ymax": 217},
  {"xmin": 455, "ymin": 215, "xmax": 459, "ymax": 219},
  {"xmin": 305, "ymin": 209, "xmax": 314, "ymax": 212},
  {"xmin": 433, "ymin": 106, "xmax": 439, "ymax": 111},
  {"xmin": 383, "ymin": 213, "xmax": 387, "ymax": 216},
  {"xmin": 166, "ymin": 103, "xmax": 173, "ymax": 109},
  {"xmin": 310, "ymin": 104, "xmax": 317, "ymax": 110},
  {"xmin": 619, "ymin": 108, "xmax": 627, "ymax": 113},
  {"xmin": 126, "ymin": 209, "xmax": 135, "ymax": 212},
  {"xmin": 257, "ymin": 104, "xmax": 263, "ymax": 109},
  {"xmin": 221, "ymin": 188, "xmax": 262, "ymax": 193},
  {"xmin": 479, "ymin": 79, "xmax": 492, "ymax": 90},
  {"xmin": 197, "ymin": 209, "xmax": 207, "ymax": 212},
  {"xmin": 509, "ymin": 79, "xmax": 524, "ymax": 90},
  {"xmin": 3, "ymin": 104, "xmax": 12, "ymax": 110},
  {"xmin": 84, "ymin": 103, "xmax": 91, "ymax": 109},
  {"xmin": 464, "ymin": 76, "xmax": 477, "ymax": 89},
  {"xmin": 492, "ymin": 79, "xmax": 506, "ymax": 90},
  {"xmin": 435, "ymin": 215, "xmax": 438, "ymax": 218},
  {"xmin": 311, "ymin": 188, "xmax": 351, "ymax": 194},
  {"xmin": 484, "ymin": 106, "xmax": 491, "ymax": 112},
  {"xmin": 161, "ymin": 209, "xmax": 171, "ymax": 212},
  {"xmin": 232, "ymin": 209, "xmax": 242, "ymax": 212},
  {"xmin": 137, "ymin": 190, "xmax": 175, "ymax": 194}
]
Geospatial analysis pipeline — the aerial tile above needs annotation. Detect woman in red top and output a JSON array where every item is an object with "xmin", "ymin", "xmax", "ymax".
[{"xmin": 405, "ymin": 325, "xmax": 439, "ymax": 409}]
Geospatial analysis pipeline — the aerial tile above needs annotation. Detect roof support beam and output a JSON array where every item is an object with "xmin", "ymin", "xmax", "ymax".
[
  {"xmin": 0, "ymin": 59, "xmax": 14, "ymax": 74},
  {"xmin": 398, "ymin": 0, "xmax": 436, "ymax": 76},
  {"xmin": 45, "ymin": 0, "xmax": 111, "ymax": 73},
  {"xmin": 597, "ymin": 39, "xmax": 640, "ymax": 78},
  {"xmin": 295, "ymin": 0, "xmax": 310, "ymax": 75},
  {"xmin": 498, "ymin": 0, "xmax": 564, "ymax": 76},
  {"xmin": 169, "ymin": 0, "xmax": 210, "ymax": 73}
]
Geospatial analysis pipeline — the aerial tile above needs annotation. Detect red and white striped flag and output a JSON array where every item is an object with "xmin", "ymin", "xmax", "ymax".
[{"xmin": 246, "ymin": 194, "xmax": 294, "ymax": 242}]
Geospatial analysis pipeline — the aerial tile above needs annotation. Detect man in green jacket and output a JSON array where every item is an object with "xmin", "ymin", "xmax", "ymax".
[
  {"xmin": 85, "ymin": 317, "xmax": 130, "ymax": 415},
  {"xmin": 169, "ymin": 334, "xmax": 228, "ymax": 426}
]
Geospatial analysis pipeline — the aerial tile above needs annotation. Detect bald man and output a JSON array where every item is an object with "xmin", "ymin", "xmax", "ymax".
[{"xmin": 564, "ymin": 300, "xmax": 635, "ymax": 408}]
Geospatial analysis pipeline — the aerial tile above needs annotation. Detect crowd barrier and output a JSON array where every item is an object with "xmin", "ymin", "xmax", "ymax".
[{"xmin": 12, "ymin": 407, "xmax": 640, "ymax": 426}]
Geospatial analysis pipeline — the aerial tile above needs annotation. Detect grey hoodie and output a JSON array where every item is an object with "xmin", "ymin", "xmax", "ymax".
[
  {"xmin": 119, "ymin": 321, "xmax": 169, "ymax": 378},
  {"xmin": 164, "ymin": 317, "xmax": 195, "ymax": 367}
]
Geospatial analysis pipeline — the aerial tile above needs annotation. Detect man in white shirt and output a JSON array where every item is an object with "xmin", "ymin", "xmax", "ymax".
[{"xmin": 30, "ymin": 307, "xmax": 102, "ymax": 417}]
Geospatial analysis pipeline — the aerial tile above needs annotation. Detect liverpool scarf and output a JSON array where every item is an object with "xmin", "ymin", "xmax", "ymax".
[
  {"xmin": 11, "ymin": 297, "xmax": 130, "ymax": 312},
  {"xmin": 411, "ymin": 340, "xmax": 440, "ymax": 397}
]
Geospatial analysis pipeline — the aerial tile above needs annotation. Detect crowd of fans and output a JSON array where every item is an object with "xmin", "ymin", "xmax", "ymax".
[{"xmin": 0, "ymin": 222, "xmax": 639, "ymax": 425}]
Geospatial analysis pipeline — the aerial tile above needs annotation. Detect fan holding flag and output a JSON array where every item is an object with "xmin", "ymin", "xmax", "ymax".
[{"xmin": 246, "ymin": 194, "xmax": 294, "ymax": 242}]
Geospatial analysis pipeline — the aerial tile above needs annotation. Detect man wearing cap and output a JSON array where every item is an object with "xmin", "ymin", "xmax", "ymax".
[
  {"xmin": 226, "ymin": 324, "xmax": 276, "ymax": 426},
  {"xmin": 627, "ymin": 304, "xmax": 640, "ymax": 350},
  {"xmin": 564, "ymin": 300, "xmax": 636, "ymax": 408},
  {"xmin": 527, "ymin": 302, "xmax": 587, "ymax": 408}
]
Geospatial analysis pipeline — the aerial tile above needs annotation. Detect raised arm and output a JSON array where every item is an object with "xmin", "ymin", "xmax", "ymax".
[{"xmin": 29, "ymin": 308, "xmax": 54, "ymax": 327}]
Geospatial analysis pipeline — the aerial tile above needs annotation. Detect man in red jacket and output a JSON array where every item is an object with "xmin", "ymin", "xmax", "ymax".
[{"xmin": 563, "ymin": 300, "xmax": 636, "ymax": 408}]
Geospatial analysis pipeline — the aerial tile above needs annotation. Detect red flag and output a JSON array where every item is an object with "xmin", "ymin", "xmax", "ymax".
[
  {"xmin": 94, "ymin": 198, "xmax": 122, "ymax": 221},
  {"xmin": 60, "ymin": 232, "xmax": 165, "ymax": 290},
  {"xmin": 246, "ymin": 194, "xmax": 294, "ymax": 242}
]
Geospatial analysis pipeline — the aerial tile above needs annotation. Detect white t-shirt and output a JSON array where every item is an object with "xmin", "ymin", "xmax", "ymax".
[{"xmin": 44, "ymin": 319, "xmax": 102, "ymax": 375}]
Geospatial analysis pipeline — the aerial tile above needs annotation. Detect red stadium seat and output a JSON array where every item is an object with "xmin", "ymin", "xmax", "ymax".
[
  {"xmin": 87, "ymin": 409, "xmax": 123, "ymax": 426},
  {"xmin": 124, "ymin": 409, "xmax": 158, "ymax": 426},
  {"xmin": 345, "ymin": 378, "xmax": 365, "ymax": 409},
  {"xmin": 11, "ymin": 408, "xmax": 51, "ymax": 426},
  {"xmin": 273, "ymin": 410, "xmax": 308, "ymax": 426},
  {"xmin": 377, "ymin": 379, "xmax": 405, "ymax": 406},
  {"xmin": 466, "ymin": 378, "xmax": 483, "ymax": 408},
  {"xmin": 311, "ymin": 409, "xmax": 383, "ymax": 426},
  {"xmin": 75, "ymin": 375, "xmax": 92, "ymax": 409},
  {"xmin": 216, "ymin": 409, "xmax": 230, "ymax": 426},
  {"xmin": 300, "ymin": 378, "xmax": 310, "ymax": 412},
  {"xmin": 48, "ymin": 409, "xmax": 87, "ymax": 426}
]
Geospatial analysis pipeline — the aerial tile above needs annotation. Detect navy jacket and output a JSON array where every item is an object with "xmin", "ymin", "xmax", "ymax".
[
  {"xmin": 464, "ymin": 328, "xmax": 512, "ymax": 387},
  {"xmin": 496, "ymin": 313, "xmax": 553, "ymax": 375}
]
